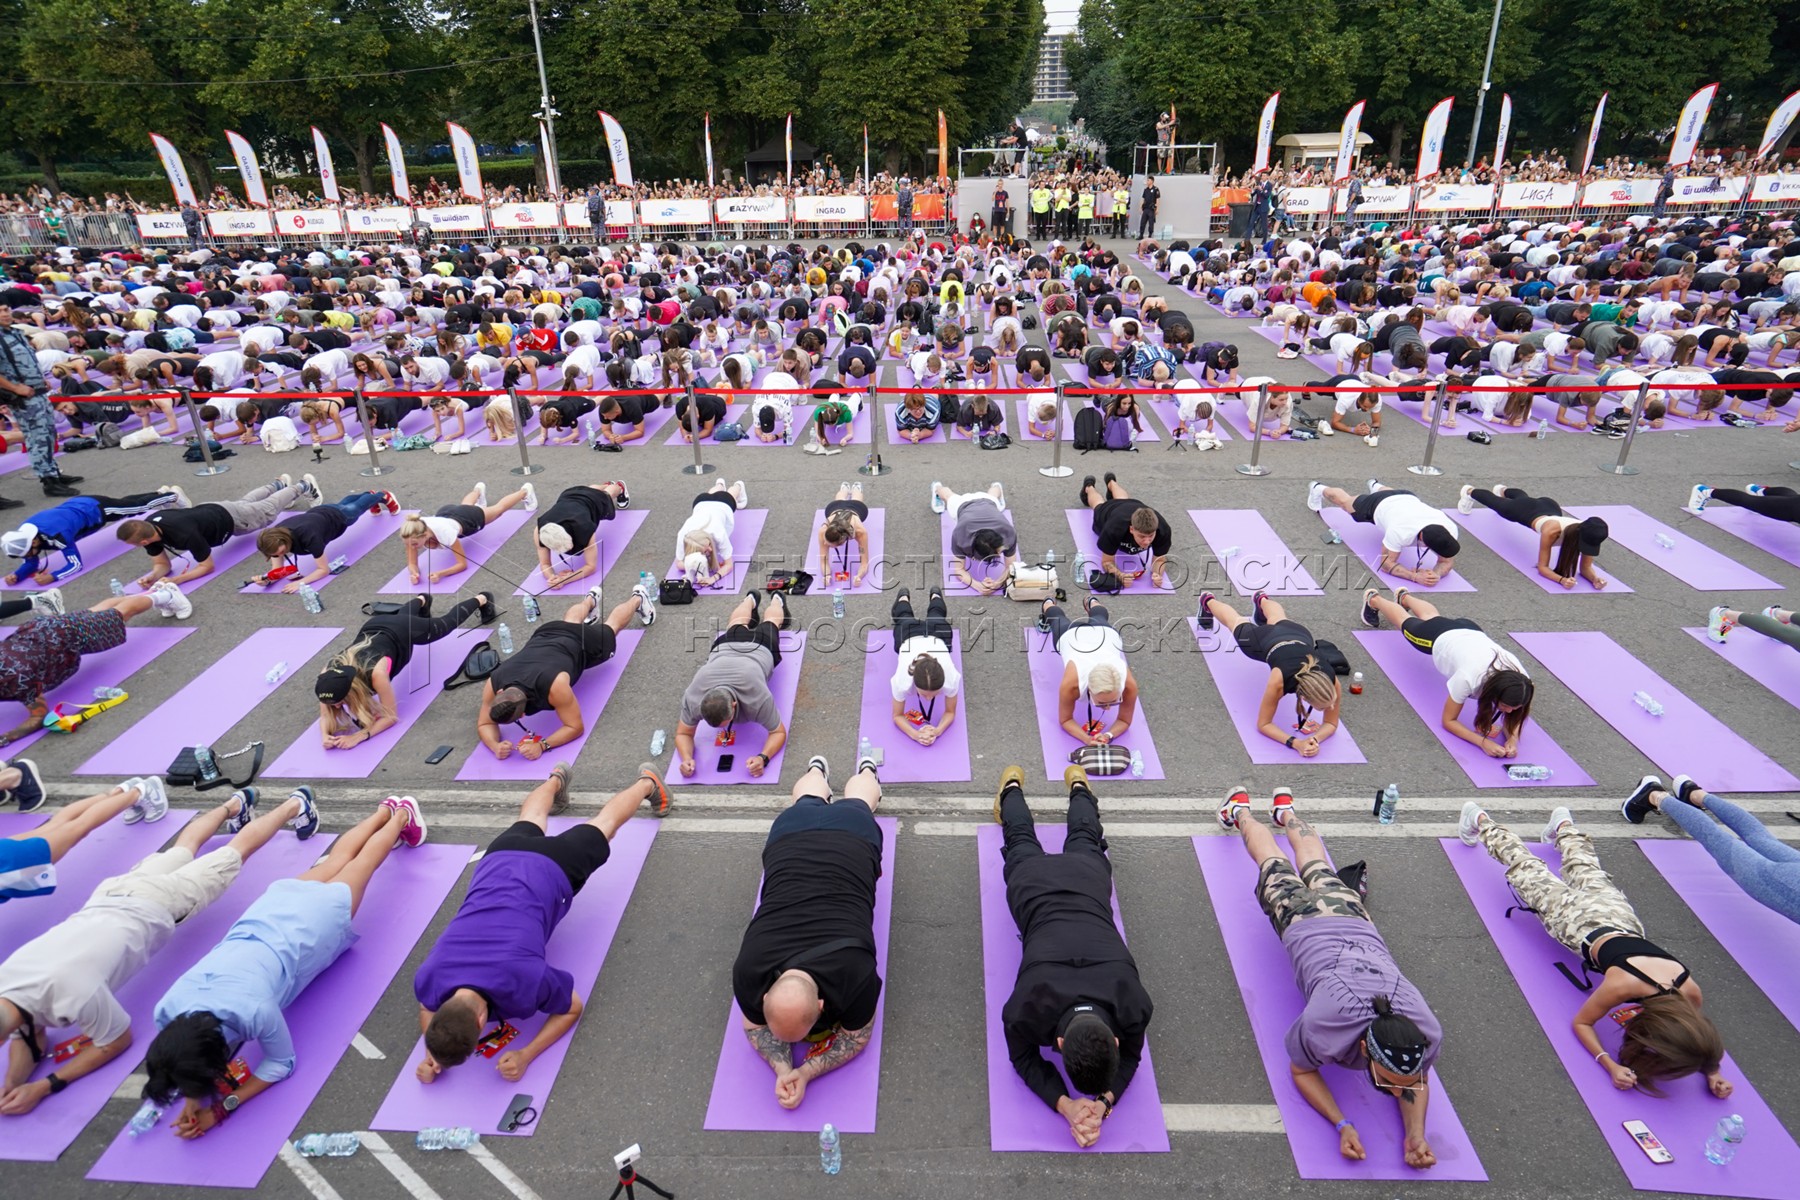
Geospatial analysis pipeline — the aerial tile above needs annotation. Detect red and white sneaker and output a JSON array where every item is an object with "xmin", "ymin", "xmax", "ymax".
[
  {"xmin": 1270, "ymin": 787, "xmax": 1295, "ymax": 827},
  {"xmin": 380, "ymin": 491, "xmax": 401, "ymax": 515},
  {"xmin": 1218, "ymin": 785, "xmax": 1250, "ymax": 830}
]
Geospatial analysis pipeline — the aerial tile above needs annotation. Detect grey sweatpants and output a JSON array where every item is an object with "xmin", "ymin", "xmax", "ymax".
[{"xmin": 217, "ymin": 481, "xmax": 312, "ymax": 534}]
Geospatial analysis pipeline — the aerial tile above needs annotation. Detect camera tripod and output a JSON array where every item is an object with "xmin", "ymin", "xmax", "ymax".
[{"xmin": 608, "ymin": 1162, "xmax": 675, "ymax": 1200}]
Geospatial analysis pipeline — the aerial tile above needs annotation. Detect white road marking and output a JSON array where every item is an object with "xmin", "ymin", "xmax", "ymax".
[
  {"xmin": 469, "ymin": 1142, "xmax": 548, "ymax": 1200},
  {"xmin": 910, "ymin": 819, "xmax": 1800, "ymax": 840},
  {"xmin": 351, "ymin": 1033, "xmax": 386, "ymax": 1060},
  {"xmin": 1161, "ymin": 1103, "xmax": 1285, "ymax": 1134},
  {"xmin": 112, "ymin": 1072, "xmax": 148, "ymax": 1100},
  {"xmin": 279, "ymin": 1142, "xmax": 347, "ymax": 1200},
  {"xmin": 358, "ymin": 1131, "xmax": 445, "ymax": 1200}
]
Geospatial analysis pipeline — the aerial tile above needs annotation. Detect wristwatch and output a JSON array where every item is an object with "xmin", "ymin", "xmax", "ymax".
[
  {"xmin": 1284, "ymin": 735, "xmax": 1296, "ymax": 748},
  {"xmin": 220, "ymin": 1092, "xmax": 241, "ymax": 1114},
  {"xmin": 46, "ymin": 1072, "xmax": 67, "ymax": 1094}
]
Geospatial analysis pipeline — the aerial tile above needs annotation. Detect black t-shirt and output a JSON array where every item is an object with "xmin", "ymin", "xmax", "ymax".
[
  {"xmin": 538, "ymin": 486, "xmax": 615, "ymax": 551},
  {"xmin": 489, "ymin": 620, "xmax": 590, "ymax": 713},
  {"xmin": 1094, "ymin": 499, "xmax": 1171, "ymax": 558},
  {"xmin": 676, "ymin": 393, "xmax": 728, "ymax": 427},
  {"xmin": 731, "ymin": 830, "xmax": 883, "ymax": 1033},
  {"xmin": 603, "ymin": 395, "xmax": 648, "ymax": 426},
  {"xmin": 272, "ymin": 506, "xmax": 351, "ymax": 558},
  {"xmin": 777, "ymin": 297, "xmax": 809, "ymax": 321},
  {"xmin": 838, "ymin": 345, "xmax": 877, "ymax": 379},
  {"xmin": 143, "ymin": 505, "xmax": 235, "ymax": 561},
  {"xmin": 1084, "ymin": 346, "xmax": 1120, "ymax": 374},
  {"xmin": 956, "ymin": 402, "xmax": 1004, "ymax": 433}
]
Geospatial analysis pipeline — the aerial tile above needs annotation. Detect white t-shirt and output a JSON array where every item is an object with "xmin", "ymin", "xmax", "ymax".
[
  {"xmin": 564, "ymin": 319, "xmax": 604, "ymax": 347},
  {"xmin": 1487, "ymin": 341, "xmax": 1519, "ymax": 375},
  {"xmin": 199, "ymin": 350, "xmax": 248, "ymax": 389},
  {"xmin": 890, "ymin": 636, "xmax": 963, "ymax": 703},
  {"xmin": 563, "ymin": 343, "xmax": 602, "ymax": 378},
  {"xmin": 1374, "ymin": 492, "xmax": 1456, "ymax": 553},
  {"xmin": 675, "ymin": 499, "xmax": 736, "ymax": 565},
  {"xmin": 1537, "ymin": 331, "xmax": 1572, "ymax": 357},
  {"xmin": 306, "ymin": 348, "xmax": 351, "ymax": 380},
  {"xmin": 239, "ymin": 325, "xmax": 284, "ymax": 353},
  {"xmin": 0, "ymin": 895, "xmax": 176, "ymax": 1046},
  {"xmin": 1432, "ymin": 627, "xmax": 1526, "ymax": 704},
  {"xmin": 420, "ymin": 515, "xmax": 467, "ymax": 546},
  {"xmin": 1329, "ymin": 332, "xmax": 1363, "ymax": 361},
  {"xmin": 408, "ymin": 356, "xmax": 451, "ymax": 387},
  {"xmin": 1057, "ymin": 624, "xmax": 1127, "ymax": 701},
  {"xmin": 1334, "ymin": 387, "xmax": 1377, "ymax": 416}
]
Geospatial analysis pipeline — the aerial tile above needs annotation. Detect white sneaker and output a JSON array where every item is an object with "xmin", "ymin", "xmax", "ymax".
[
  {"xmin": 930, "ymin": 481, "xmax": 946, "ymax": 514},
  {"xmin": 585, "ymin": 584, "xmax": 605, "ymax": 621},
  {"xmin": 301, "ymin": 473, "xmax": 321, "ymax": 505},
  {"xmin": 124, "ymin": 776, "xmax": 169, "ymax": 824},
  {"xmin": 1305, "ymin": 481, "xmax": 1325, "ymax": 512},
  {"xmin": 475, "ymin": 481, "xmax": 489, "ymax": 507},
  {"xmin": 149, "ymin": 581, "xmax": 193, "ymax": 620},
  {"xmin": 159, "ymin": 484, "xmax": 192, "ymax": 508},
  {"xmin": 1706, "ymin": 605, "xmax": 1735, "ymax": 643},
  {"xmin": 1366, "ymin": 478, "xmax": 1382, "ymax": 494},
  {"xmin": 1457, "ymin": 801, "xmax": 1487, "ymax": 846},
  {"xmin": 1540, "ymin": 806, "xmax": 1574, "ymax": 844},
  {"xmin": 714, "ymin": 476, "xmax": 728, "ymax": 493},
  {"xmin": 521, "ymin": 482, "xmax": 539, "ymax": 512},
  {"xmin": 632, "ymin": 581, "xmax": 657, "ymax": 626},
  {"xmin": 1457, "ymin": 484, "xmax": 1477, "ymax": 514},
  {"xmin": 276, "ymin": 473, "xmax": 293, "ymax": 490},
  {"xmin": 1685, "ymin": 484, "xmax": 1712, "ymax": 513},
  {"xmin": 991, "ymin": 481, "xmax": 1006, "ymax": 510},
  {"xmin": 27, "ymin": 588, "xmax": 63, "ymax": 616},
  {"xmin": 729, "ymin": 481, "xmax": 749, "ymax": 508}
]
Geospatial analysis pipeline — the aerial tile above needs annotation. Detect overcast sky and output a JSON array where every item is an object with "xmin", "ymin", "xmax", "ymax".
[{"xmin": 1045, "ymin": 0, "xmax": 1079, "ymax": 34}]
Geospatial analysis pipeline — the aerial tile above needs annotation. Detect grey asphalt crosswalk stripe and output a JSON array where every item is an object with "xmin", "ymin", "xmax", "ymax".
[{"xmin": 1160, "ymin": 1104, "xmax": 1286, "ymax": 1134}]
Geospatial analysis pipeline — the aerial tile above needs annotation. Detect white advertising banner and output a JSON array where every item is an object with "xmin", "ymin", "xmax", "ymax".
[
  {"xmin": 421, "ymin": 204, "xmax": 487, "ymax": 231},
  {"xmin": 135, "ymin": 212, "xmax": 188, "ymax": 239},
  {"xmin": 1414, "ymin": 182, "xmax": 1496, "ymax": 211},
  {"xmin": 1333, "ymin": 185, "xmax": 1412, "ymax": 213},
  {"xmin": 1750, "ymin": 174, "xmax": 1800, "ymax": 203},
  {"xmin": 795, "ymin": 195, "xmax": 868, "ymax": 222},
  {"xmin": 638, "ymin": 197, "xmax": 712, "ymax": 226},
  {"xmin": 1669, "ymin": 176, "xmax": 1746, "ymax": 204},
  {"xmin": 489, "ymin": 202, "xmax": 564, "ymax": 230},
  {"xmin": 1581, "ymin": 179, "xmax": 1659, "ymax": 207},
  {"xmin": 274, "ymin": 209, "xmax": 344, "ymax": 236},
  {"xmin": 714, "ymin": 195, "xmax": 787, "ymax": 223},
  {"xmin": 1499, "ymin": 181, "xmax": 1578, "ymax": 209},
  {"xmin": 561, "ymin": 200, "xmax": 637, "ymax": 228},
  {"xmin": 206, "ymin": 209, "xmax": 274, "ymax": 237},
  {"xmin": 1280, "ymin": 187, "xmax": 1333, "ymax": 215},
  {"xmin": 344, "ymin": 206, "xmax": 412, "ymax": 234}
]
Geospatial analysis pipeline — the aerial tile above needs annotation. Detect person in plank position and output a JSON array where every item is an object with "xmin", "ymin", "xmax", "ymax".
[
  {"xmin": 1078, "ymin": 471, "xmax": 1172, "ymax": 588},
  {"xmin": 674, "ymin": 590, "xmax": 790, "ymax": 779},
  {"xmin": 414, "ymin": 763, "xmax": 674, "ymax": 1084},
  {"xmin": 1, "ymin": 769, "xmax": 166, "ymax": 908},
  {"xmin": 116, "ymin": 475, "xmax": 321, "ymax": 588},
  {"xmin": 0, "ymin": 781, "xmax": 317, "ymax": 1113},
  {"xmin": 995, "ymin": 764, "xmax": 1153, "ymax": 1148},
  {"xmin": 533, "ymin": 481, "xmax": 631, "ymax": 590},
  {"xmin": 932, "ymin": 480, "xmax": 1015, "ymax": 596},
  {"xmin": 1219, "ymin": 786, "xmax": 1441, "ymax": 1169},
  {"xmin": 1308, "ymin": 479, "xmax": 1461, "ymax": 586},
  {"xmin": 733, "ymin": 752, "xmax": 883, "ymax": 1110}
]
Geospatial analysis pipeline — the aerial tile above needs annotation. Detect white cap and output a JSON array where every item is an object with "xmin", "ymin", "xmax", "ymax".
[{"xmin": 2, "ymin": 525, "xmax": 38, "ymax": 558}]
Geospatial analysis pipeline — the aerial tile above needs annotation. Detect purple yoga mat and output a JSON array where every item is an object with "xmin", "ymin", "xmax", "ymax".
[
  {"xmin": 87, "ymin": 840, "xmax": 469, "ymax": 1188},
  {"xmin": 1, "ymin": 829, "xmax": 324, "ymax": 1163},
  {"xmin": 1192, "ymin": 837, "xmax": 1487, "ymax": 1180},
  {"xmin": 372, "ymin": 820, "xmax": 659, "ymax": 1137},
  {"xmin": 266, "ymin": 626, "xmax": 492, "ymax": 780},
  {"xmin": 1452, "ymin": 507, "xmax": 1632, "ymax": 594},
  {"xmin": 938, "ymin": 512, "xmax": 1012, "ymax": 594},
  {"xmin": 681, "ymin": 631, "xmax": 806, "ymax": 786},
  {"xmin": 77, "ymin": 627, "xmax": 341, "ymax": 776},
  {"xmin": 702, "ymin": 816, "xmax": 897, "ymax": 1132},
  {"xmin": 1142, "ymin": 394, "xmax": 1242, "ymax": 441},
  {"xmin": 1568, "ymin": 505, "xmax": 1780, "ymax": 591},
  {"xmin": 881, "ymin": 404, "xmax": 948, "ymax": 444},
  {"xmin": 4, "ymin": 626, "xmax": 195, "ymax": 757},
  {"xmin": 456, "ymin": 629, "xmax": 643, "ymax": 781},
  {"xmin": 1639, "ymin": 839, "xmax": 1800, "ymax": 1037},
  {"xmin": 1064, "ymin": 509, "xmax": 1174, "ymax": 594},
  {"xmin": 143, "ymin": 525, "xmax": 279, "ymax": 595},
  {"xmin": 1353, "ymin": 630, "xmax": 1593, "ymax": 788},
  {"xmin": 1513, "ymin": 630, "xmax": 1800, "ymax": 793},
  {"xmin": 1691, "ymin": 503, "xmax": 1800, "ymax": 571},
  {"xmin": 803, "ymin": 508, "xmax": 886, "ymax": 595},
  {"xmin": 1189, "ymin": 618, "xmax": 1366, "ymax": 764},
  {"xmin": 976, "ymin": 823, "xmax": 1169, "ymax": 1152},
  {"xmin": 1187, "ymin": 509, "xmax": 1321, "ymax": 596},
  {"xmin": 0, "ymin": 451, "xmax": 34, "ymax": 476},
  {"xmin": 239, "ymin": 510, "xmax": 407, "ymax": 595},
  {"xmin": 1442, "ymin": 838, "xmax": 1800, "ymax": 1199},
  {"xmin": 856, "ymin": 637, "xmax": 971, "ymax": 783},
  {"xmin": 1319, "ymin": 508, "xmax": 1476, "ymax": 592},
  {"xmin": 665, "ymin": 507, "xmax": 767, "ymax": 595},
  {"xmin": 661, "ymin": 403, "xmax": 747, "ymax": 446},
  {"xmin": 1015, "ymin": 397, "xmax": 1073, "ymax": 441},
  {"xmin": 1023, "ymin": 627, "xmax": 1165, "ymax": 781},
  {"xmin": 512, "ymin": 509, "xmax": 652, "ymax": 598},
  {"xmin": 0, "ymin": 809, "xmax": 196, "ymax": 963},
  {"xmin": 376, "ymin": 508, "xmax": 532, "ymax": 594},
  {"xmin": 1685, "ymin": 625, "xmax": 1800, "ymax": 713},
  {"xmin": 0, "ymin": 534, "xmax": 136, "ymax": 592}
]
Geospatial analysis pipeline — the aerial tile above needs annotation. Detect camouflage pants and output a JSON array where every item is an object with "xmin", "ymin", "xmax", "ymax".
[
  {"xmin": 1257, "ymin": 857, "xmax": 1369, "ymax": 937},
  {"xmin": 1479, "ymin": 820, "xmax": 1644, "ymax": 955}
]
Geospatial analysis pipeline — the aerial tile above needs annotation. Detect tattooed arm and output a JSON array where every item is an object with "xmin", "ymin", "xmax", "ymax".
[
  {"xmin": 741, "ymin": 1017, "xmax": 794, "ymax": 1076},
  {"xmin": 794, "ymin": 1019, "xmax": 875, "ymax": 1083}
]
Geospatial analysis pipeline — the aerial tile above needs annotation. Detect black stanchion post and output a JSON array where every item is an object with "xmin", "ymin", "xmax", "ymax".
[
  {"xmin": 180, "ymin": 387, "xmax": 229, "ymax": 477},
  {"xmin": 509, "ymin": 386, "xmax": 543, "ymax": 476},
  {"xmin": 1408, "ymin": 381, "xmax": 1448, "ymax": 476},
  {"xmin": 680, "ymin": 381, "xmax": 711, "ymax": 476},
  {"xmin": 1599, "ymin": 382, "xmax": 1649, "ymax": 476},
  {"xmin": 1236, "ymin": 382, "xmax": 1272, "ymax": 477},
  {"xmin": 1038, "ymin": 382, "xmax": 1073, "ymax": 478},
  {"xmin": 354, "ymin": 383, "xmax": 394, "ymax": 478}
]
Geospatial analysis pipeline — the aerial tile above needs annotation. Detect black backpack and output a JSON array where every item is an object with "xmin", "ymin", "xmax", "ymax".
[
  {"xmin": 1072, "ymin": 406, "xmax": 1105, "ymax": 452},
  {"xmin": 937, "ymin": 394, "xmax": 961, "ymax": 426}
]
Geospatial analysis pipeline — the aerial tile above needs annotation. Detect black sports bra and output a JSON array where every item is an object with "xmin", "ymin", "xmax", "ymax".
[{"xmin": 1584, "ymin": 929, "xmax": 1690, "ymax": 994}]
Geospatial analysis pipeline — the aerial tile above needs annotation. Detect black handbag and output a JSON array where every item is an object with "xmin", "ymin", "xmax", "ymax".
[
  {"xmin": 442, "ymin": 641, "xmax": 501, "ymax": 690},
  {"xmin": 765, "ymin": 569, "xmax": 815, "ymax": 596},
  {"xmin": 1312, "ymin": 638, "xmax": 1352, "ymax": 677},
  {"xmin": 1087, "ymin": 569, "xmax": 1123, "ymax": 595},
  {"xmin": 166, "ymin": 741, "xmax": 265, "ymax": 791},
  {"xmin": 658, "ymin": 578, "xmax": 698, "ymax": 606}
]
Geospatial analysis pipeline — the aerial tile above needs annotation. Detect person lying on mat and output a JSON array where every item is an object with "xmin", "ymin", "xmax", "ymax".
[
  {"xmin": 934, "ymin": 480, "xmax": 1015, "ymax": 596},
  {"xmin": 0, "ymin": 587, "xmax": 196, "ymax": 746},
  {"xmin": 533, "ymin": 481, "xmax": 630, "ymax": 589},
  {"xmin": 1458, "ymin": 802, "xmax": 1733, "ymax": 1099},
  {"xmin": 116, "ymin": 475, "xmax": 322, "ymax": 588},
  {"xmin": 398, "ymin": 480, "xmax": 537, "ymax": 587},
  {"xmin": 1043, "ymin": 596, "xmax": 1139, "ymax": 748},
  {"xmin": 314, "ymin": 593, "xmax": 500, "ymax": 750},
  {"xmin": 995, "ymin": 764, "xmax": 1153, "ymax": 1148},
  {"xmin": 143, "ymin": 792, "xmax": 427, "ymax": 1138},
  {"xmin": 415, "ymin": 762, "xmax": 674, "ymax": 1086},
  {"xmin": 818, "ymin": 483, "xmax": 872, "ymax": 590},
  {"xmin": 1686, "ymin": 482, "xmax": 1800, "ymax": 523},
  {"xmin": 3, "ymin": 489, "xmax": 186, "ymax": 586},
  {"xmin": 1360, "ymin": 589, "xmax": 1534, "ymax": 759},
  {"xmin": 1706, "ymin": 603, "xmax": 1799, "ymax": 651},
  {"xmin": 675, "ymin": 590, "xmax": 790, "ymax": 779},
  {"xmin": 479, "ymin": 585, "xmax": 655, "ymax": 762},
  {"xmin": 249, "ymin": 489, "xmax": 400, "ymax": 594},
  {"xmin": 1456, "ymin": 484, "xmax": 1610, "ymax": 591},
  {"xmin": 1197, "ymin": 592, "xmax": 1342, "ymax": 758},
  {"xmin": 1219, "ymin": 787, "xmax": 1440, "ymax": 1168},
  {"xmin": 733, "ymin": 752, "xmax": 883, "ymax": 1110},
  {"xmin": 0, "ymin": 782, "xmax": 318, "ymax": 1113},
  {"xmin": 886, "ymin": 586, "xmax": 960, "ymax": 747},
  {"xmin": 1, "ymin": 770, "xmax": 165, "ymax": 909},
  {"xmin": 1623, "ymin": 773, "xmax": 1800, "ymax": 924},
  {"xmin": 1308, "ymin": 479, "xmax": 1461, "ymax": 586},
  {"xmin": 1079, "ymin": 472, "xmax": 1172, "ymax": 588},
  {"xmin": 674, "ymin": 479, "xmax": 748, "ymax": 589}
]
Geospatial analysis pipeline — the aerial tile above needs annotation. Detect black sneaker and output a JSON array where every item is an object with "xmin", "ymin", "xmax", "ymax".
[
  {"xmin": 7, "ymin": 758, "xmax": 45, "ymax": 812},
  {"xmin": 1360, "ymin": 588, "xmax": 1382, "ymax": 629},
  {"xmin": 475, "ymin": 593, "xmax": 499, "ymax": 625},
  {"xmin": 1078, "ymin": 474, "xmax": 1096, "ymax": 506},
  {"xmin": 0, "ymin": 496, "xmax": 23, "ymax": 510},
  {"xmin": 1196, "ymin": 591, "xmax": 1217, "ymax": 631},
  {"xmin": 41, "ymin": 480, "xmax": 80, "ymax": 497},
  {"xmin": 1251, "ymin": 591, "xmax": 1270, "ymax": 626},
  {"xmin": 1621, "ymin": 774, "xmax": 1661, "ymax": 825}
]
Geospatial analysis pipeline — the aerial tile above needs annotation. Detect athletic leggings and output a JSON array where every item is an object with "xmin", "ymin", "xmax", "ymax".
[
  {"xmin": 1741, "ymin": 611, "xmax": 1800, "ymax": 653},
  {"xmin": 1713, "ymin": 486, "xmax": 1800, "ymax": 524},
  {"xmin": 1661, "ymin": 793, "xmax": 1800, "ymax": 923},
  {"xmin": 1472, "ymin": 486, "xmax": 1562, "ymax": 528},
  {"xmin": 0, "ymin": 598, "xmax": 33, "ymax": 620}
]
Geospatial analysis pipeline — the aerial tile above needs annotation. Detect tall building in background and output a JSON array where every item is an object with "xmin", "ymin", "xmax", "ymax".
[{"xmin": 1034, "ymin": 33, "xmax": 1073, "ymax": 103}]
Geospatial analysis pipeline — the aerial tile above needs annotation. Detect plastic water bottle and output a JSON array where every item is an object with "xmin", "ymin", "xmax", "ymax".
[
  {"xmin": 1045, "ymin": 548, "xmax": 1058, "ymax": 568},
  {"xmin": 1534, "ymin": 418, "xmax": 1550, "ymax": 440},
  {"xmin": 416, "ymin": 1126, "xmax": 480, "ymax": 1151},
  {"xmin": 1705, "ymin": 1114, "xmax": 1745, "ymax": 1165},
  {"xmin": 1633, "ymin": 689, "xmax": 1665, "ymax": 717},
  {"xmin": 1507, "ymin": 764, "xmax": 1554, "ymax": 781},
  {"xmin": 1376, "ymin": 783, "xmax": 1399, "ymax": 825},
  {"xmin": 650, "ymin": 728, "xmax": 666, "ymax": 756},
  {"xmin": 819, "ymin": 1123, "xmax": 842, "ymax": 1175},
  {"xmin": 266, "ymin": 661, "xmax": 288, "ymax": 685},
  {"xmin": 582, "ymin": 417, "xmax": 597, "ymax": 443},
  {"xmin": 1129, "ymin": 748, "xmax": 1144, "ymax": 777},
  {"xmin": 523, "ymin": 593, "xmax": 541, "ymax": 623},
  {"xmin": 1220, "ymin": 545, "xmax": 1241, "ymax": 559},
  {"xmin": 93, "ymin": 686, "xmax": 128, "ymax": 701},
  {"xmin": 109, "ymin": 577, "xmax": 125, "ymax": 598},
  {"xmin": 638, "ymin": 569, "xmax": 656, "ymax": 595},
  {"xmin": 298, "ymin": 582, "xmax": 323, "ymax": 614},
  {"xmin": 193, "ymin": 745, "xmax": 218, "ymax": 780},
  {"xmin": 1653, "ymin": 533, "xmax": 1676, "ymax": 549},
  {"xmin": 295, "ymin": 1132, "xmax": 362, "ymax": 1158},
  {"xmin": 832, "ymin": 587, "xmax": 845, "ymax": 618},
  {"xmin": 497, "ymin": 623, "xmax": 515, "ymax": 655},
  {"xmin": 1322, "ymin": 528, "xmax": 1343, "ymax": 545},
  {"xmin": 327, "ymin": 556, "xmax": 349, "ymax": 574},
  {"xmin": 126, "ymin": 1101, "xmax": 161, "ymax": 1137}
]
